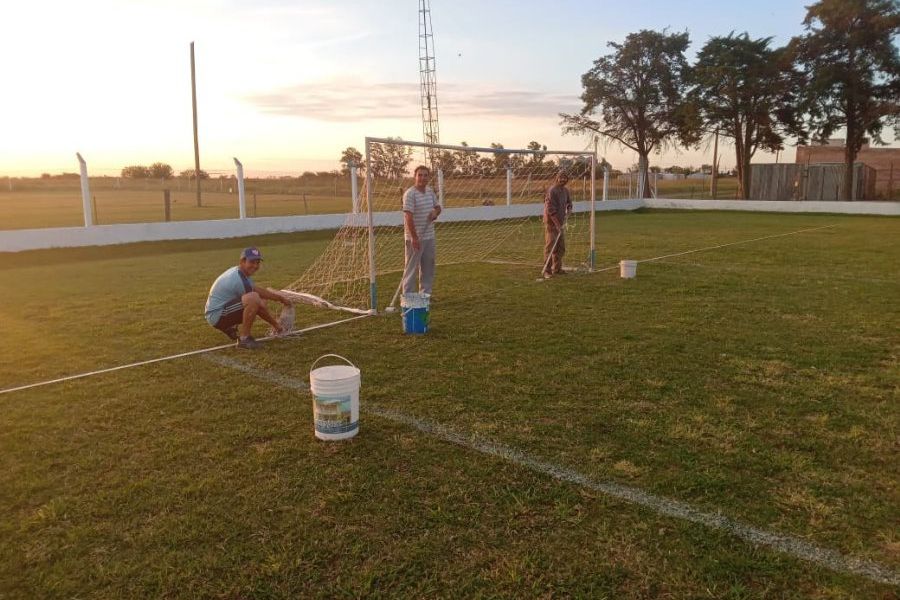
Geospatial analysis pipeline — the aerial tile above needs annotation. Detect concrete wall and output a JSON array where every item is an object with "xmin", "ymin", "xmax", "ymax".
[
  {"xmin": 1, "ymin": 198, "xmax": 892, "ymax": 253},
  {"xmin": 0, "ymin": 199, "xmax": 644, "ymax": 252},
  {"xmin": 646, "ymin": 198, "xmax": 900, "ymax": 215}
]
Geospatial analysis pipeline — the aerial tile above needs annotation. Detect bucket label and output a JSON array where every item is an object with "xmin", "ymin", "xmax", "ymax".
[{"xmin": 313, "ymin": 394, "xmax": 358, "ymax": 434}]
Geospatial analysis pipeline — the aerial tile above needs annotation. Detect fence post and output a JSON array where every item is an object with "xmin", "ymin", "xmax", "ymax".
[
  {"xmin": 350, "ymin": 163, "xmax": 360, "ymax": 213},
  {"xmin": 253, "ymin": 193, "xmax": 257, "ymax": 217},
  {"xmin": 602, "ymin": 165, "xmax": 609, "ymax": 202},
  {"xmin": 506, "ymin": 167, "xmax": 512, "ymax": 206},
  {"xmin": 233, "ymin": 158, "xmax": 246, "ymax": 219},
  {"xmin": 76, "ymin": 152, "xmax": 93, "ymax": 227},
  {"xmin": 164, "ymin": 190, "xmax": 171, "ymax": 221}
]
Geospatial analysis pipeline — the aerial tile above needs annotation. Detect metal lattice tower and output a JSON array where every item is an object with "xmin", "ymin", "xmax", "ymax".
[{"xmin": 418, "ymin": 0, "xmax": 440, "ymax": 164}]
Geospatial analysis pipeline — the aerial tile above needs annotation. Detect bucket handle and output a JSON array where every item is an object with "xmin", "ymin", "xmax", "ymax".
[{"xmin": 310, "ymin": 353, "xmax": 357, "ymax": 375}]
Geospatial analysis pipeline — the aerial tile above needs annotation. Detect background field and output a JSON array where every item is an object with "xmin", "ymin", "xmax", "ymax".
[
  {"xmin": 1, "ymin": 210, "xmax": 898, "ymax": 597},
  {"xmin": 0, "ymin": 175, "xmax": 742, "ymax": 230}
]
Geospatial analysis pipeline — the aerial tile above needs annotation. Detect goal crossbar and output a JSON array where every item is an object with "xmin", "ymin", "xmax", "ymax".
[{"xmin": 366, "ymin": 137, "xmax": 593, "ymax": 157}]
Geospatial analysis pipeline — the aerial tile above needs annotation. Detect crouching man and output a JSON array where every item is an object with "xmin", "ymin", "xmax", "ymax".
[{"xmin": 204, "ymin": 246, "xmax": 291, "ymax": 349}]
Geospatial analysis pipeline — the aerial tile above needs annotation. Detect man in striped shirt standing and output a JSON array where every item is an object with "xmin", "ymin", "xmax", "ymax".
[{"xmin": 401, "ymin": 165, "xmax": 442, "ymax": 295}]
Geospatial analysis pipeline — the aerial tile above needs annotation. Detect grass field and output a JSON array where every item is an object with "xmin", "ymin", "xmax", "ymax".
[{"xmin": 1, "ymin": 210, "xmax": 898, "ymax": 597}]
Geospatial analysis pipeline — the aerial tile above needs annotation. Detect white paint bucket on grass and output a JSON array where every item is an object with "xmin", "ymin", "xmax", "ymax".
[
  {"xmin": 620, "ymin": 260, "xmax": 637, "ymax": 279},
  {"xmin": 309, "ymin": 354, "xmax": 360, "ymax": 441}
]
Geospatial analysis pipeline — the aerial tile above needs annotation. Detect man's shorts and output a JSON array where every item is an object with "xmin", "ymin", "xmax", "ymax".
[{"xmin": 213, "ymin": 296, "xmax": 244, "ymax": 333}]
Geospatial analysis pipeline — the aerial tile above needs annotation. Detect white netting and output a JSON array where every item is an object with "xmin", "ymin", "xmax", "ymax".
[{"xmin": 285, "ymin": 139, "xmax": 596, "ymax": 313}]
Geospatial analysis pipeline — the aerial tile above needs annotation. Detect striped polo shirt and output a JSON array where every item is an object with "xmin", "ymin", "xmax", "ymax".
[{"xmin": 402, "ymin": 186, "xmax": 440, "ymax": 241}]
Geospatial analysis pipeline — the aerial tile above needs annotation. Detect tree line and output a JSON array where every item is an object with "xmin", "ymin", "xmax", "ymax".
[
  {"xmin": 120, "ymin": 163, "xmax": 209, "ymax": 180},
  {"xmin": 339, "ymin": 140, "xmax": 583, "ymax": 180},
  {"xmin": 561, "ymin": 0, "xmax": 899, "ymax": 200}
]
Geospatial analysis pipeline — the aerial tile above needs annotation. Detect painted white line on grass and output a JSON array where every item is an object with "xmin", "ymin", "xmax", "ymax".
[
  {"xmin": 0, "ymin": 314, "xmax": 370, "ymax": 397},
  {"xmin": 206, "ymin": 356, "xmax": 900, "ymax": 588}
]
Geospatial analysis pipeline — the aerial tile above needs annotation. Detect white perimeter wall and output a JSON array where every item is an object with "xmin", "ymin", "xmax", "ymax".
[
  {"xmin": 647, "ymin": 198, "xmax": 900, "ymax": 215},
  {"xmin": 0, "ymin": 198, "xmax": 894, "ymax": 253}
]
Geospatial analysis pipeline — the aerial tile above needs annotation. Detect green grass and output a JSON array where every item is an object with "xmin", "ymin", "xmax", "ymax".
[{"xmin": 1, "ymin": 210, "xmax": 898, "ymax": 597}]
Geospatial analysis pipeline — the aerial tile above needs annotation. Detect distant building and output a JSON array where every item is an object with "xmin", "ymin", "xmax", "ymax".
[{"xmin": 796, "ymin": 140, "xmax": 900, "ymax": 198}]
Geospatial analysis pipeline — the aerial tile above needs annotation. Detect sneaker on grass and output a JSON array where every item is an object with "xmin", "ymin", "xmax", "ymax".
[{"xmin": 237, "ymin": 336, "xmax": 262, "ymax": 350}]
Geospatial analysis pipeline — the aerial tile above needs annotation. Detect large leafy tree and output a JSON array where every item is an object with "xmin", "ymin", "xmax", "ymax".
[
  {"xmin": 561, "ymin": 30, "xmax": 697, "ymax": 198},
  {"xmin": 368, "ymin": 138, "xmax": 412, "ymax": 179},
  {"xmin": 121, "ymin": 165, "xmax": 150, "ymax": 178},
  {"xmin": 791, "ymin": 0, "xmax": 900, "ymax": 200},
  {"xmin": 434, "ymin": 149, "xmax": 458, "ymax": 176},
  {"xmin": 339, "ymin": 147, "xmax": 364, "ymax": 175},
  {"xmin": 690, "ymin": 33, "xmax": 804, "ymax": 199},
  {"xmin": 453, "ymin": 142, "xmax": 480, "ymax": 177},
  {"xmin": 490, "ymin": 143, "xmax": 509, "ymax": 173},
  {"xmin": 148, "ymin": 162, "xmax": 174, "ymax": 180},
  {"xmin": 178, "ymin": 168, "xmax": 209, "ymax": 179},
  {"xmin": 526, "ymin": 141, "xmax": 547, "ymax": 169}
]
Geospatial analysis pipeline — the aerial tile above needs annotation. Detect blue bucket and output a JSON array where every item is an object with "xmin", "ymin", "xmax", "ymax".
[{"xmin": 401, "ymin": 293, "xmax": 430, "ymax": 335}]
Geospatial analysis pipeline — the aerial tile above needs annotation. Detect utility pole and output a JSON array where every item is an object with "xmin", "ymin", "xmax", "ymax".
[{"xmin": 190, "ymin": 42, "xmax": 202, "ymax": 207}]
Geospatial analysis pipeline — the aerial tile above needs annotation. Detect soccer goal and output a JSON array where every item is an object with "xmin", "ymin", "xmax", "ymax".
[{"xmin": 282, "ymin": 138, "xmax": 597, "ymax": 315}]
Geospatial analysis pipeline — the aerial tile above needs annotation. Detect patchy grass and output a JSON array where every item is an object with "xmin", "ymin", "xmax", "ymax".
[{"xmin": 1, "ymin": 210, "xmax": 898, "ymax": 597}]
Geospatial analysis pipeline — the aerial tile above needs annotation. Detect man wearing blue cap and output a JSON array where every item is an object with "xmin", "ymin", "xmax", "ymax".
[{"xmin": 204, "ymin": 247, "xmax": 291, "ymax": 349}]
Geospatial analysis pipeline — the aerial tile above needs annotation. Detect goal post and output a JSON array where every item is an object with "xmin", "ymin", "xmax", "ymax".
[{"xmin": 283, "ymin": 137, "xmax": 597, "ymax": 316}]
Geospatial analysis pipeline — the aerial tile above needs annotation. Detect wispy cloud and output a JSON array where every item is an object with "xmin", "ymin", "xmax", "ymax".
[{"xmin": 244, "ymin": 81, "xmax": 579, "ymax": 122}]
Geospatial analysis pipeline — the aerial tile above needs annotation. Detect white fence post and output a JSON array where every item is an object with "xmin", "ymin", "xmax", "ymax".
[
  {"xmin": 76, "ymin": 153, "xmax": 93, "ymax": 227},
  {"xmin": 233, "ymin": 158, "xmax": 246, "ymax": 219},
  {"xmin": 438, "ymin": 169, "xmax": 445, "ymax": 206},
  {"xmin": 350, "ymin": 163, "xmax": 360, "ymax": 214},
  {"xmin": 506, "ymin": 167, "xmax": 512, "ymax": 206},
  {"xmin": 603, "ymin": 165, "xmax": 610, "ymax": 202}
]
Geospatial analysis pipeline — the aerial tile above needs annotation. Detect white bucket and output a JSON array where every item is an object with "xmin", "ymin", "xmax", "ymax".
[
  {"xmin": 309, "ymin": 354, "xmax": 360, "ymax": 441},
  {"xmin": 620, "ymin": 260, "xmax": 637, "ymax": 279}
]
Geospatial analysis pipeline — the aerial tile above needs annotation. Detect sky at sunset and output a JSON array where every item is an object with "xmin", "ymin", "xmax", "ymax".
[{"xmin": 1, "ymin": 0, "xmax": 895, "ymax": 177}]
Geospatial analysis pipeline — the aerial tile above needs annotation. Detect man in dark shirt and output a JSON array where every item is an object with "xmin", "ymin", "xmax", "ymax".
[{"xmin": 542, "ymin": 171, "xmax": 573, "ymax": 278}]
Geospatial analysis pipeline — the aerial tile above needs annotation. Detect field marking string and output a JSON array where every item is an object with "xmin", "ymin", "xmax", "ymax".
[
  {"xmin": 0, "ymin": 314, "xmax": 370, "ymax": 397},
  {"xmin": 210, "ymin": 357, "xmax": 900, "ymax": 588},
  {"xmin": 603, "ymin": 223, "xmax": 838, "ymax": 270}
]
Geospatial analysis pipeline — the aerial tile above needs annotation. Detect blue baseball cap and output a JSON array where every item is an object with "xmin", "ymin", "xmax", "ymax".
[{"xmin": 240, "ymin": 247, "xmax": 263, "ymax": 261}]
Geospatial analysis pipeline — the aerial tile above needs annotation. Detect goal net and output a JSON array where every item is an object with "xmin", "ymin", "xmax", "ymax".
[{"xmin": 283, "ymin": 138, "xmax": 597, "ymax": 314}]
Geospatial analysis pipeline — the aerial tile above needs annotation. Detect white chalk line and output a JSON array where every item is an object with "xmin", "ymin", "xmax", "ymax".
[
  {"xmin": 0, "ymin": 314, "xmax": 371, "ymax": 397},
  {"xmin": 205, "ymin": 356, "xmax": 899, "ymax": 587}
]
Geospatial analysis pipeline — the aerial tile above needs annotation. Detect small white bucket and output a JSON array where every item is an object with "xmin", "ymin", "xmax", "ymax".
[
  {"xmin": 309, "ymin": 354, "xmax": 360, "ymax": 441},
  {"xmin": 620, "ymin": 260, "xmax": 637, "ymax": 279}
]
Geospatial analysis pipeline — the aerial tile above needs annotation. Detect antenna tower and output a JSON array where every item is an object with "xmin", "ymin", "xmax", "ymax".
[{"xmin": 418, "ymin": 0, "xmax": 440, "ymax": 165}]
